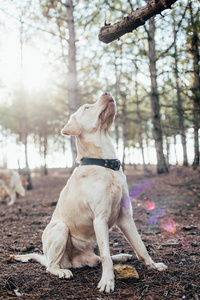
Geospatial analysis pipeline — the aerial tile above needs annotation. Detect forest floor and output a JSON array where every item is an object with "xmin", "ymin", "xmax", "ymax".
[{"xmin": 0, "ymin": 165, "xmax": 200, "ymax": 300}]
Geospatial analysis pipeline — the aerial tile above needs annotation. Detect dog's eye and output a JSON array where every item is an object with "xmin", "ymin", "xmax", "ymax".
[{"xmin": 84, "ymin": 106, "xmax": 90, "ymax": 110}]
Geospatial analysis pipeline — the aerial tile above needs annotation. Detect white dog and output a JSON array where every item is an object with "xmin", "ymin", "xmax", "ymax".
[
  {"xmin": 12, "ymin": 93, "xmax": 167, "ymax": 292},
  {"xmin": 0, "ymin": 170, "xmax": 25, "ymax": 205}
]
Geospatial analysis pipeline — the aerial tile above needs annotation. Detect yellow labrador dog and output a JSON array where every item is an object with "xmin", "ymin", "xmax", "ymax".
[{"xmin": 12, "ymin": 93, "xmax": 167, "ymax": 293}]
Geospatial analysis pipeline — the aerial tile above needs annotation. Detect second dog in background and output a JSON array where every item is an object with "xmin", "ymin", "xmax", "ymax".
[{"xmin": 0, "ymin": 170, "xmax": 25, "ymax": 205}]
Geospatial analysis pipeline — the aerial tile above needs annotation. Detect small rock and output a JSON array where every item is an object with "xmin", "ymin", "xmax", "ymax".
[
  {"xmin": 114, "ymin": 264, "xmax": 139, "ymax": 280},
  {"xmin": 27, "ymin": 244, "xmax": 34, "ymax": 251},
  {"xmin": 48, "ymin": 201, "xmax": 57, "ymax": 207},
  {"xmin": 20, "ymin": 246, "xmax": 27, "ymax": 252},
  {"xmin": 14, "ymin": 289, "xmax": 23, "ymax": 297},
  {"xmin": 157, "ymin": 245, "xmax": 163, "ymax": 250}
]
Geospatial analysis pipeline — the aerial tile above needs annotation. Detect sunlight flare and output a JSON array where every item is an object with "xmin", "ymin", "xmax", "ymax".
[
  {"xmin": 161, "ymin": 216, "xmax": 176, "ymax": 233},
  {"xmin": 22, "ymin": 47, "xmax": 48, "ymax": 90},
  {"xmin": 145, "ymin": 199, "xmax": 156, "ymax": 211}
]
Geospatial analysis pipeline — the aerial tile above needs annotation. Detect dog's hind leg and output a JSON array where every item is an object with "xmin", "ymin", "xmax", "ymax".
[
  {"xmin": 11, "ymin": 253, "xmax": 47, "ymax": 266},
  {"xmin": 43, "ymin": 222, "xmax": 73, "ymax": 279},
  {"xmin": 72, "ymin": 251, "xmax": 100, "ymax": 268}
]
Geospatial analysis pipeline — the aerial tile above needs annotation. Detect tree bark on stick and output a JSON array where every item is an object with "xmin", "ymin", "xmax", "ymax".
[{"xmin": 99, "ymin": 0, "xmax": 178, "ymax": 44}]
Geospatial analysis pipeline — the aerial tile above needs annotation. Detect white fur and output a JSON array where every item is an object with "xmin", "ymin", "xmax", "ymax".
[
  {"xmin": 0, "ymin": 170, "xmax": 25, "ymax": 205},
  {"xmin": 11, "ymin": 93, "xmax": 167, "ymax": 293}
]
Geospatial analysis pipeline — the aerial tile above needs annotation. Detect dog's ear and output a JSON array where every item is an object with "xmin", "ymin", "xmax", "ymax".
[{"xmin": 61, "ymin": 115, "xmax": 82, "ymax": 136}]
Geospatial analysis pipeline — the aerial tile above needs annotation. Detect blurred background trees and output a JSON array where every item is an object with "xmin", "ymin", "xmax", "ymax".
[{"xmin": 0, "ymin": 0, "xmax": 199, "ymax": 179}]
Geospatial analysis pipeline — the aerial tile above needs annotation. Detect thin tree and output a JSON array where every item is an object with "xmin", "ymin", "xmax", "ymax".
[
  {"xmin": 188, "ymin": 1, "xmax": 200, "ymax": 169},
  {"xmin": 20, "ymin": 16, "xmax": 32, "ymax": 189},
  {"xmin": 148, "ymin": 16, "xmax": 168, "ymax": 173},
  {"xmin": 40, "ymin": 0, "xmax": 80, "ymax": 169},
  {"xmin": 172, "ymin": 14, "xmax": 188, "ymax": 166},
  {"xmin": 66, "ymin": 0, "xmax": 80, "ymax": 169},
  {"xmin": 134, "ymin": 63, "xmax": 147, "ymax": 170}
]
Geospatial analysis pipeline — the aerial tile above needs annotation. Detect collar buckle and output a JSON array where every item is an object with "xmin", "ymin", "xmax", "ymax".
[{"xmin": 111, "ymin": 159, "xmax": 121, "ymax": 170}]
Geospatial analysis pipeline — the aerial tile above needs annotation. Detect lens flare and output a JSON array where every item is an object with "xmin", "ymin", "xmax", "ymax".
[
  {"xmin": 145, "ymin": 200, "xmax": 155, "ymax": 211},
  {"xmin": 161, "ymin": 216, "xmax": 176, "ymax": 233},
  {"xmin": 148, "ymin": 208, "xmax": 166, "ymax": 224},
  {"xmin": 129, "ymin": 180, "xmax": 153, "ymax": 199},
  {"xmin": 121, "ymin": 196, "xmax": 131, "ymax": 209}
]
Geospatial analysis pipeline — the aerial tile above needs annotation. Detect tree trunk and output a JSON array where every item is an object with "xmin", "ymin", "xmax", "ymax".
[
  {"xmin": 148, "ymin": 17, "xmax": 168, "ymax": 173},
  {"xmin": 114, "ymin": 62, "xmax": 120, "ymax": 153},
  {"xmin": 188, "ymin": 1, "xmax": 200, "ymax": 169},
  {"xmin": 166, "ymin": 137, "xmax": 170, "ymax": 167},
  {"xmin": 135, "ymin": 64, "xmax": 147, "ymax": 171},
  {"xmin": 20, "ymin": 18, "xmax": 32, "ymax": 190},
  {"xmin": 43, "ymin": 128, "xmax": 48, "ymax": 176},
  {"xmin": 66, "ymin": 0, "xmax": 80, "ymax": 170},
  {"xmin": 121, "ymin": 93, "xmax": 127, "ymax": 171},
  {"xmin": 173, "ymin": 135, "xmax": 178, "ymax": 165},
  {"xmin": 173, "ymin": 29, "xmax": 188, "ymax": 166}
]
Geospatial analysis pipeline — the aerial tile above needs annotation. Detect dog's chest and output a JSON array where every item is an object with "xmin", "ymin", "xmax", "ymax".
[
  {"xmin": 55, "ymin": 166, "xmax": 127, "ymax": 222},
  {"xmin": 76, "ymin": 166, "xmax": 126, "ymax": 220}
]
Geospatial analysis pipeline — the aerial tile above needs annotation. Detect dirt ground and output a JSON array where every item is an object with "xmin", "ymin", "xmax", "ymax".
[{"xmin": 0, "ymin": 165, "xmax": 199, "ymax": 300}]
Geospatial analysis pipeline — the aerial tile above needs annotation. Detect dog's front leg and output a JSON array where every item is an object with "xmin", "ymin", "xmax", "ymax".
[
  {"xmin": 8, "ymin": 191, "xmax": 16, "ymax": 205},
  {"xmin": 93, "ymin": 217, "xmax": 114, "ymax": 293},
  {"xmin": 117, "ymin": 208, "xmax": 167, "ymax": 271}
]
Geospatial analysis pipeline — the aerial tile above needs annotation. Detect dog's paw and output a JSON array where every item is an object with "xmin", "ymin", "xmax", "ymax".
[
  {"xmin": 154, "ymin": 262, "xmax": 168, "ymax": 271},
  {"xmin": 8, "ymin": 201, "xmax": 14, "ymax": 206},
  {"xmin": 47, "ymin": 267, "xmax": 73, "ymax": 279},
  {"xmin": 98, "ymin": 276, "xmax": 114, "ymax": 293},
  {"xmin": 10, "ymin": 255, "xmax": 29, "ymax": 263},
  {"xmin": 58, "ymin": 269, "xmax": 73, "ymax": 279},
  {"xmin": 148, "ymin": 262, "xmax": 168, "ymax": 271}
]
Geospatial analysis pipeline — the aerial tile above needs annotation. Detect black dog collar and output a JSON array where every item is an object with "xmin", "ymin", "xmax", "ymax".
[{"xmin": 80, "ymin": 158, "xmax": 121, "ymax": 171}]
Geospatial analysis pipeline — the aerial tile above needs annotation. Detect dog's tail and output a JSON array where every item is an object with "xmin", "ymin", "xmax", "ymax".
[{"xmin": 10, "ymin": 253, "xmax": 47, "ymax": 267}]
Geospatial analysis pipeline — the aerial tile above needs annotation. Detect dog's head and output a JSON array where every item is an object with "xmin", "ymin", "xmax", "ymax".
[{"xmin": 61, "ymin": 93, "xmax": 116, "ymax": 137}]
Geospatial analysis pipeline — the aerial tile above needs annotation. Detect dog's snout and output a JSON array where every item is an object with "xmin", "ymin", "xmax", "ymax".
[
  {"xmin": 101, "ymin": 92, "xmax": 113, "ymax": 99},
  {"xmin": 102, "ymin": 92, "xmax": 111, "ymax": 97}
]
